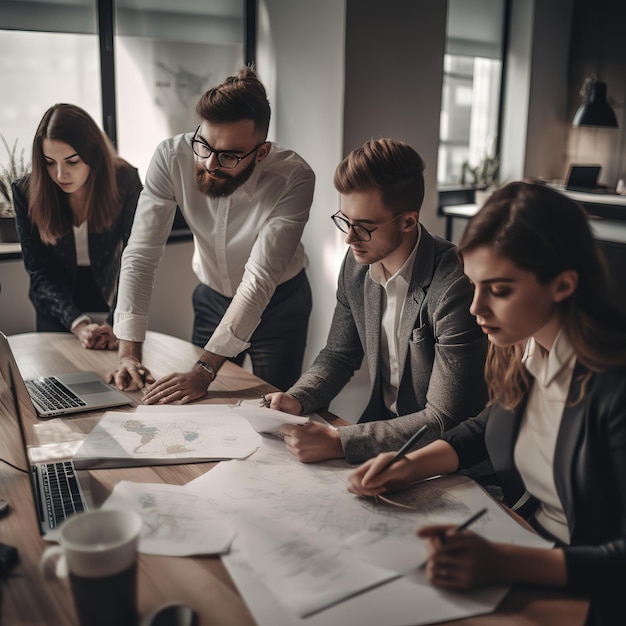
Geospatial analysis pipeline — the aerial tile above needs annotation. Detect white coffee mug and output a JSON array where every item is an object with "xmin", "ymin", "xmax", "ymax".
[{"xmin": 40, "ymin": 509, "xmax": 143, "ymax": 626}]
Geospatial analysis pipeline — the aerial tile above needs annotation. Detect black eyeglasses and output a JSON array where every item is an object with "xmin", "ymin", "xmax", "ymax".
[
  {"xmin": 191, "ymin": 126, "xmax": 265, "ymax": 169},
  {"xmin": 331, "ymin": 211, "xmax": 405, "ymax": 242}
]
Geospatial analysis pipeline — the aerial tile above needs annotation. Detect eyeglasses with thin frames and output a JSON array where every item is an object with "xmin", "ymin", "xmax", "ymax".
[
  {"xmin": 331, "ymin": 211, "xmax": 406, "ymax": 242},
  {"xmin": 191, "ymin": 126, "xmax": 265, "ymax": 169}
]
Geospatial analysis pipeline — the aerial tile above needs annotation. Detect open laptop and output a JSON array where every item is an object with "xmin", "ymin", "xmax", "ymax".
[
  {"xmin": 0, "ymin": 337, "xmax": 90, "ymax": 541},
  {"xmin": 565, "ymin": 164, "xmax": 608, "ymax": 193},
  {"xmin": 0, "ymin": 332, "xmax": 131, "ymax": 417}
]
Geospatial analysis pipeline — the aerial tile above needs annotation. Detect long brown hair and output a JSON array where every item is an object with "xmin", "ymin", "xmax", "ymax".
[
  {"xmin": 27, "ymin": 103, "xmax": 121, "ymax": 244},
  {"xmin": 458, "ymin": 181, "xmax": 626, "ymax": 408}
]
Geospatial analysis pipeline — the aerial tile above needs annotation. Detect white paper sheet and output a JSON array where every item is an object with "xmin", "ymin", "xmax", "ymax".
[
  {"xmin": 188, "ymin": 439, "xmax": 552, "ymax": 625},
  {"xmin": 223, "ymin": 547, "xmax": 509, "ymax": 626},
  {"xmin": 101, "ymin": 480, "xmax": 236, "ymax": 556},
  {"xmin": 73, "ymin": 405, "xmax": 261, "ymax": 468},
  {"xmin": 230, "ymin": 401, "xmax": 309, "ymax": 433},
  {"xmin": 235, "ymin": 515, "xmax": 401, "ymax": 617}
]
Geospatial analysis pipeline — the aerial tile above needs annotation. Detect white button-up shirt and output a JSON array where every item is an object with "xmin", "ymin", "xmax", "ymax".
[
  {"xmin": 515, "ymin": 331, "xmax": 576, "ymax": 543},
  {"xmin": 369, "ymin": 226, "xmax": 422, "ymax": 414},
  {"xmin": 114, "ymin": 133, "xmax": 315, "ymax": 357}
]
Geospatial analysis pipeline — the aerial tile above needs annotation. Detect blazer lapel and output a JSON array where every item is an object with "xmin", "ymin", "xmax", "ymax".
[
  {"xmin": 364, "ymin": 272, "xmax": 383, "ymax": 383},
  {"xmin": 553, "ymin": 361, "xmax": 588, "ymax": 538},
  {"xmin": 397, "ymin": 228, "xmax": 435, "ymax": 377}
]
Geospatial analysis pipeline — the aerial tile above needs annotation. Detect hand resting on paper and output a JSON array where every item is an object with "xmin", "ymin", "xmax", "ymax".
[
  {"xmin": 347, "ymin": 451, "xmax": 418, "ymax": 497},
  {"xmin": 348, "ymin": 439, "xmax": 461, "ymax": 497},
  {"xmin": 279, "ymin": 421, "xmax": 344, "ymax": 463},
  {"xmin": 264, "ymin": 391, "xmax": 303, "ymax": 415}
]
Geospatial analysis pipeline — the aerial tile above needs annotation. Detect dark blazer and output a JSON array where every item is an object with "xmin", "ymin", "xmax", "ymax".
[
  {"xmin": 12, "ymin": 163, "xmax": 142, "ymax": 330},
  {"xmin": 289, "ymin": 226, "xmax": 488, "ymax": 463},
  {"xmin": 442, "ymin": 362, "xmax": 626, "ymax": 624}
]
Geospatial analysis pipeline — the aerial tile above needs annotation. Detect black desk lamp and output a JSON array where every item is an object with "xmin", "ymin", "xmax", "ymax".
[{"xmin": 573, "ymin": 74, "xmax": 618, "ymax": 128}]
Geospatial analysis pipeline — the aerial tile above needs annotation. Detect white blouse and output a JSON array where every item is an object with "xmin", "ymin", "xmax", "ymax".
[{"xmin": 514, "ymin": 331, "xmax": 576, "ymax": 543}]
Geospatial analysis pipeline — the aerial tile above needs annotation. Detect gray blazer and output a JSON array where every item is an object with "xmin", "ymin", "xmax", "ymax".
[{"xmin": 288, "ymin": 226, "xmax": 488, "ymax": 463}]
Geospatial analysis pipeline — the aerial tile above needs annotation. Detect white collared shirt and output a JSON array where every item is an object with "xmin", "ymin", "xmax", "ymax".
[
  {"xmin": 515, "ymin": 330, "xmax": 576, "ymax": 543},
  {"xmin": 114, "ymin": 133, "xmax": 314, "ymax": 357},
  {"xmin": 369, "ymin": 225, "xmax": 422, "ymax": 414}
]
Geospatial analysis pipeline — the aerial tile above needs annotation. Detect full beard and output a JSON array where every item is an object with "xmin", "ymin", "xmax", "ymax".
[{"xmin": 194, "ymin": 158, "xmax": 257, "ymax": 198}]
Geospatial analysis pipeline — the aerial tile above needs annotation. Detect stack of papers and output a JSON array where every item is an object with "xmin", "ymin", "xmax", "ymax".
[
  {"xmin": 73, "ymin": 402, "xmax": 314, "ymax": 469},
  {"xmin": 73, "ymin": 405, "xmax": 262, "ymax": 469}
]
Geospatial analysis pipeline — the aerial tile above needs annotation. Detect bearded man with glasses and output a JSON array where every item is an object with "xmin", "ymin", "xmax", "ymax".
[
  {"xmin": 266, "ymin": 139, "xmax": 489, "ymax": 465},
  {"xmin": 109, "ymin": 67, "xmax": 315, "ymax": 402}
]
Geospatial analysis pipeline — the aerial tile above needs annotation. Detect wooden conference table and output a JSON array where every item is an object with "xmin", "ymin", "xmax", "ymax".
[{"xmin": 0, "ymin": 332, "xmax": 588, "ymax": 625}]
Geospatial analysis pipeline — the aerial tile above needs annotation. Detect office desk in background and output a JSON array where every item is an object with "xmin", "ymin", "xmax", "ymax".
[
  {"xmin": 0, "ymin": 332, "xmax": 588, "ymax": 626},
  {"xmin": 439, "ymin": 187, "xmax": 626, "ymax": 243}
]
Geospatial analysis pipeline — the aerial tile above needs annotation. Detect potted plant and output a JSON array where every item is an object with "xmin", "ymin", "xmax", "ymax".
[
  {"xmin": 0, "ymin": 133, "xmax": 30, "ymax": 243},
  {"xmin": 461, "ymin": 153, "xmax": 500, "ymax": 206}
]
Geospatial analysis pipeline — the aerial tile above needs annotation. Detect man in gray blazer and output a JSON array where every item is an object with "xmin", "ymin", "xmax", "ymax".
[{"xmin": 266, "ymin": 139, "xmax": 488, "ymax": 464}]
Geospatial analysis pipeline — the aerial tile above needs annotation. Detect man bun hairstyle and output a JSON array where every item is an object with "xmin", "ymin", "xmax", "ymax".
[{"xmin": 196, "ymin": 66, "xmax": 271, "ymax": 138}]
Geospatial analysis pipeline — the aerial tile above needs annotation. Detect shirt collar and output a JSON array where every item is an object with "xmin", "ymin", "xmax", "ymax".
[
  {"xmin": 369, "ymin": 223, "xmax": 422, "ymax": 286},
  {"xmin": 523, "ymin": 329, "xmax": 575, "ymax": 387},
  {"xmin": 238, "ymin": 142, "xmax": 272, "ymax": 199}
]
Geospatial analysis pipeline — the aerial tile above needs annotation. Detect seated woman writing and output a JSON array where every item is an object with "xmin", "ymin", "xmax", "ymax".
[
  {"xmin": 348, "ymin": 181, "xmax": 626, "ymax": 626},
  {"xmin": 12, "ymin": 103, "xmax": 142, "ymax": 349}
]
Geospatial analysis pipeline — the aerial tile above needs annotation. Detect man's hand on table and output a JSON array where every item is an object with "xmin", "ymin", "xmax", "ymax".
[
  {"xmin": 108, "ymin": 356, "xmax": 155, "ymax": 391},
  {"xmin": 107, "ymin": 340, "xmax": 155, "ymax": 391},
  {"xmin": 264, "ymin": 391, "xmax": 303, "ymax": 415},
  {"xmin": 140, "ymin": 353, "xmax": 225, "ymax": 405},
  {"xmin": 142, "ymin": 369, "xmax": 211, "ymax": 405},
  {"xmin": 279, "ymin": 421, "xmax": 344, "ymax": 463}
]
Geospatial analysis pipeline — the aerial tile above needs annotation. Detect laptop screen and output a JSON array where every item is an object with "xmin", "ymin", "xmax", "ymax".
[
  {"xmin": 0, "ymin": 332, "xmax": 91, "ymax": 539},
  {"xmin": 0, "ymin": 333, "xmax": 38, "ymax": 472},
  {"xmin": 566, "ymin": 165, "xmax": 601, "ymax": 190}
]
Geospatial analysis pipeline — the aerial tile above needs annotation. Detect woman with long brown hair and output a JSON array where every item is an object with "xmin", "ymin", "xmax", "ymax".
[
  {"xmin": 348, "ymin": 181, "xmax": 626, "ymax": 625},
  {"xmin": 12, "ymin": 104, "xmax": 142, "ymax": 349}
]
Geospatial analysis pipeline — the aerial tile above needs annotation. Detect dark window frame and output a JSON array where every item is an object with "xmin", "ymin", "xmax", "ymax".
[
  {"xmin": 438, "ymin": 0, "xmax": 510, "ymax": 188},
  {"xmin": 96, "ymin": 0, "xmax": 256, "ymax": 147}
]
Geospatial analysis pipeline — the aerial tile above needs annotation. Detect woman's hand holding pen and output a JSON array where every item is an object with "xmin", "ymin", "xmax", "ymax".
[
  {"xmin": 418, "ymin": 524, "xmax": 501, "ymax": 590},
  {"xmin": 348, "ymin": 439, "xmax": 461, "ymax": 498},
  {"xmin": 347, "ymin": 452, "xmax": 418, "ymax": 497}
]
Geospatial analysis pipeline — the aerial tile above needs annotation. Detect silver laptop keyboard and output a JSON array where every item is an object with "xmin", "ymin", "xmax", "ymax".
[
  {"xmin": 25, "ymin": 377, "xmax": 87, "ymax": 411},
  {"xmin": 37, "ymin": 461, "xmax": 86, "ymax": 528}
]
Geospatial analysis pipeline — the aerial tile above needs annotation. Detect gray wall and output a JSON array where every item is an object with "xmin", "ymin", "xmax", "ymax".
[
  {"xmin": 343, "ymin": 0, "xmax": 447, "ymax": 235},
  {"xmin": 518, "ymin": 0, "xmax": 573, "ymax": 182},
  {"xmin": 499, "ymin": 0, "xmax": 573, "ymax": 183}
]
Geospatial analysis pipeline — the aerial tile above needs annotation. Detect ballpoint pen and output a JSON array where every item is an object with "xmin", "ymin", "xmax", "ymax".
[
  {"xmin": 445, "ymin": 507, "xmax": 488, "ymax": 538},
  {"xmin": 373, "ymin": 424, "xmax": 428, "ymax": 477},
  {"xmin": 259, "ymin": 394, "xmax": 270, "ymax": 408}
]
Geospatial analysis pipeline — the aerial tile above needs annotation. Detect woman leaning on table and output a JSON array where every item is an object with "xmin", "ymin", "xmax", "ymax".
[
  {"xmin": 12, "ymin": 103, "xmax": 142, "ymax": 350},
  {"xmin": 348, "ymin": 181, "xmax": 626, "ymax": 626}
]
